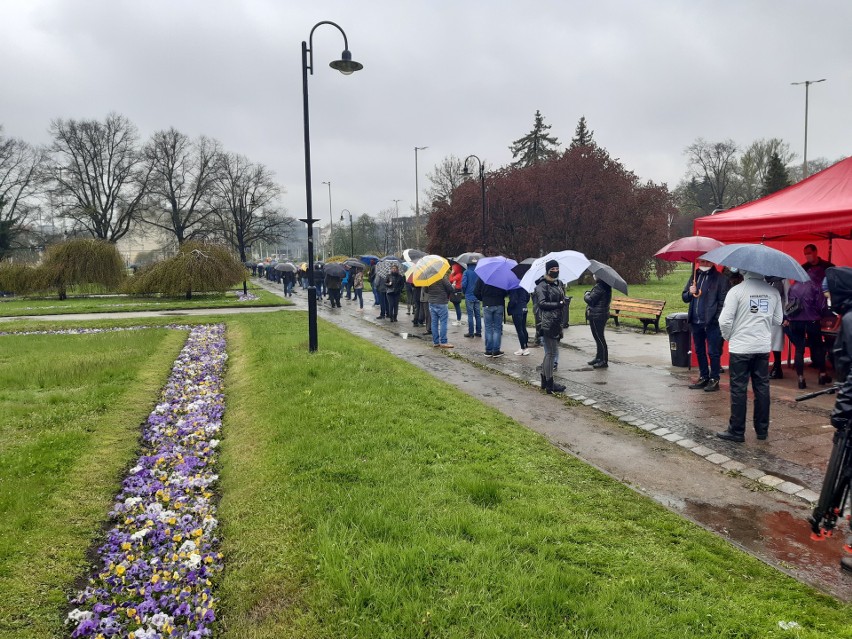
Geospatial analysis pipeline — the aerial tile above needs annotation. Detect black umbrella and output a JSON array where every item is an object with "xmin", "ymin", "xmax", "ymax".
[
  {"xmin": 454, "ymin": 251, "xmax": 485, "ymax": 266},
  {"xmin": 274, "ymin": 262, "xmax": 297, "ymax": 273},
  {"xmin": 511, "ymin": 257, "xmax": 537, "ymax": 279},
  {"xmin": 324, "ymin": 262, "xmax": 347, "ymax": 278},
  {"xmin": 587, "ymin": 259, "xmax": 628, "ymax": 295},
  {"xmin": 344, "ymin": 259, "xmax": 365, "ymax": 270}
]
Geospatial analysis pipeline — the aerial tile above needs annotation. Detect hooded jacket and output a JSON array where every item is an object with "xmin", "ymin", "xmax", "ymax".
[
  {"xmin": 461, "ymin": 264, "xmax": 479, "ymax": 299},
  {"xmin": 718, "ymin": 271, "xmax": 783, "ymax": 354},
  {"xmin": 828, "ymin": 267, "xmax": 852, "ymax": 428},
  {"xmin": 584, "ymin": 280, "xmax": 612, "ymax": 319},
  {"xmin": 533, "ymin": 276, "xmax": 565, "ymax": 339},
  {"xmin": 682, "ymin": 267, "xmax": 727, "ymax": 325},
  {"xmin": 507, "ymin": 287, "xmax": 531, "ymax": 316}
]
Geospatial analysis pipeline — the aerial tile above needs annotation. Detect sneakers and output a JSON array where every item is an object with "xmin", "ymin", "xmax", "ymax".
[
  {"xmin": 463, "ymin": 333, "xmax": 475, "ymax": 338},
  {"xmin": 514, "ymin": 349, "xmax": 525, "ymax": 356},
  {"xmin": 688, "ymin": 378, "xmax": 709, "ymax": 389},
  {"xmin": 716, "ymin": 430, "xmax": 745, "ymax": 443},
  {"xmin": 593, "ymin": 361, "xmax": 608, "ymax": 369},
  {"xmin": 522, "ymin": 349, "xmax": 530, "ymax": 356},
  {"xmin": 484, "ymin": 351, "xmax": 493, "ymax": 358},
  {"xmin": 474, "ymin": 333, "xmax": 482, "ymax": 337},
  {"xmin": 492, "ymin": 351, "xmax": 504, "ymax": 358},
  {"xmin": 587, "ymin": 358, "xmax": 600, "ymax": 366},
  {"xmin": 439, "ymin": 343, "xmax": 454, "ymax": 349},
  {"xmin": 704, "ymin": 378, "xmax": 720, "ymax": 392}
]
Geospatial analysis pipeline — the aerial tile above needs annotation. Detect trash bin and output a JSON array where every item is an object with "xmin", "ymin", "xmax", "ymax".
[
  {"xmin": 561, "ymin": 296, "xmax": 573, "ymax": 328},
  {"xmin": 666, "ymin": 312, "xmax": 690, "ymax": 367}
]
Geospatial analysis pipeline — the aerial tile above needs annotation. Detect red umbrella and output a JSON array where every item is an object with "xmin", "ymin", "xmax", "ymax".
[{"xmin": 655, "ymin": 236, "xmax": 724, "ymax": 263}]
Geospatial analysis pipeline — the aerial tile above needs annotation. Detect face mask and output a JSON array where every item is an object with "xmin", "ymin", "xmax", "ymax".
[
  {"xmin": 698, "ymin": 266, "xmax": 711, "ymax": 272},
  {"xmin": 548, "ymin": 270, "xmax": 559, "ymax": 278}
]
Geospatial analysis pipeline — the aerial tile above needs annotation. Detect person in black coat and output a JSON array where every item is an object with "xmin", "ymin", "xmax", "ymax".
[
  {"xmin": 682, "ymin": 259, "xmax": 728, "ymax": 392},
  {"xmin": 507, "ymin": 287, "xmax": 531, "ymax": 356},
  {"xmin": 533, "ymin": 260, "xmax": 567, "ymax": 393},
  {"xmin": 384, "ymin": 263, "xmax": 406, "ymax": 321},
  {"xmin": 584, "ymin": 277, "xmax": 612, "ymax": 368}
]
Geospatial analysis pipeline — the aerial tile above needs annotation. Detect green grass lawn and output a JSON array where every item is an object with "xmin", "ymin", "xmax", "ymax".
[
  {"xmin": 4, "ymin": 311, "xmax": 851, "ymax": 638},
  {"xmin": 0, "ymin": 328, "xmax": 187, "ymax": 638},
  {"xmin": 0, "ymin": 284, "xmax": 287, "ymax": 317}
]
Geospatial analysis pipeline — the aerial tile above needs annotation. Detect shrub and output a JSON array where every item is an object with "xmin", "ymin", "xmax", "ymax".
[{"xmin": 40, "ymin": 239, "xmax": 125, "ymax": 300}]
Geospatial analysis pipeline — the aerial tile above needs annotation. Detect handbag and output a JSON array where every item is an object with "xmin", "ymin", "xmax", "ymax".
[
  {"xmin": 450, "ymin": 290, "xmax": 464, "ymax": 304},
  {"xmin": 784, "ymin": 297, "xmax": 802, "ymax": 318}
]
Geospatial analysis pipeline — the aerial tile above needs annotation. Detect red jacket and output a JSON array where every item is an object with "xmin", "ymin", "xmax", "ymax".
[{"xmin": 449, "ymin": 263, "xmax": 464, "ymax": 290}]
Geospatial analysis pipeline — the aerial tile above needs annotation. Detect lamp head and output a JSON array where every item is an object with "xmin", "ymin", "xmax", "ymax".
[
  {"xmin": 330, "ymin": 49, "xmax": 363, "ymax": 75},
  {"xmin": 461, "ymin": 163, "xmax": 472, "ymax": 177}
]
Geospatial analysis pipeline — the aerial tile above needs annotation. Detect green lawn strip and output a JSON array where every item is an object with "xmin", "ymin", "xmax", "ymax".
[
  {"xmin": 217, "ymin": 311, "xmax": 850, "ymax": 638},
  {"xmin": 0, "ymin": 329, "xmax": 187, "ymax": 638},
  {"xmin": 0, "ymin": 285, "xmax": 287, "ymax": 317}
]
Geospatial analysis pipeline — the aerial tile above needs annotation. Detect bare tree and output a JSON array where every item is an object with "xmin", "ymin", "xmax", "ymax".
[
  {"xmin": 142, "ymin": 128, "xmax": 222, "ymax": 244},
  {"xmin": 49, "ymin": 113, "xmax": 151, "ymax": 242},
  {"xmin": 684, "ymin": 138, "xmax": 739, "ymax": 212},
  {"xmin": 0, "ymin": 128, "xmax": 46, "ymax": 260},
  {"xmin": 213, "ymin": 152, "xmax": 292, "ymax": 263},
  {"xmin": 425, "ymin": 155, "xmax": 465, "ymax": 206},
  {"xmin": 372, "ymin": 207, "xmax": 397, "ymax": 255}
]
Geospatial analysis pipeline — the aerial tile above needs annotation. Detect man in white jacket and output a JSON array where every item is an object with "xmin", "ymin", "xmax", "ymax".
[{"xmin": 716, "ymin": 270, "xmax": 783, "ymax": 443}]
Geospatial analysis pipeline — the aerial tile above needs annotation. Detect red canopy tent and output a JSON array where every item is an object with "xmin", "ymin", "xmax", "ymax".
[{"xmin": 693, "ymin": 156, "xmax": 852, "ymax": 266}]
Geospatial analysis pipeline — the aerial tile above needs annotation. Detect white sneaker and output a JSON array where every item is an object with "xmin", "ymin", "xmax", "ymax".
[
  {"xmin": 522, "ymin": 349, "xmax": 530, "ymax": 356},
  {"xmin": 514, "ymin": 349, "xmax": 525, "ymax": 356}
]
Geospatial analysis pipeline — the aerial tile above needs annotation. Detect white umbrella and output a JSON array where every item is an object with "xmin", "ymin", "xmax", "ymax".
[{"xmin": 519, "ymin": 250, "xmax": 590, "ymax": 292}]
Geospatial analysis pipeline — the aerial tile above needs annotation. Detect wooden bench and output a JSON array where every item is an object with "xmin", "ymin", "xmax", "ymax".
[{"xmin": 608, "ymin": 297, "xmax": 666, "ymax": 333}]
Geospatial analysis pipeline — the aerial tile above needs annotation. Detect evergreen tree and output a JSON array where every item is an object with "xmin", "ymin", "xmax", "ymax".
[
  {"xmin": 569, "ymin": 116, "xmax": 595, "ymax": 149},
  {"xmin": 509, "ymin": 110, "xmax": 560, "ymax": 167},
  {"xmin": 761, "ymin": 151, "xmax": 791, "ymax": 196}
]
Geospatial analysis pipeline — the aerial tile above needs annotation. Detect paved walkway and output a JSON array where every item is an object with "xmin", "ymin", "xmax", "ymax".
[{"xmin": 271, "ymin": 283, "xmax": 837, "ymax": 503}]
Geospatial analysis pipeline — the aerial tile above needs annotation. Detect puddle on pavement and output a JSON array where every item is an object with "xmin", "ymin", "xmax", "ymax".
[{"xmin": 684, "ymin": 500, "xmax": 852, "ymax": 600}]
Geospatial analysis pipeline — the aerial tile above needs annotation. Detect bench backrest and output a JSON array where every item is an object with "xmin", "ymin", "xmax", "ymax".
[{"xmin": 609, "ymin": 297, "xmax": 666, "ymax": 314}]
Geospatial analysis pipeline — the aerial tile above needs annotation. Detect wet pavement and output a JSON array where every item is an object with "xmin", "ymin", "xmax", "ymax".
[{"xmin": 9, "ymin": 284, "xmax": 851, "ymax": 599}]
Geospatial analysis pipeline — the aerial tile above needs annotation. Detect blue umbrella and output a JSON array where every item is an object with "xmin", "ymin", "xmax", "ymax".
[
  {"xmin": 360, "ymin": 254, "xmax": 380, "ymax": 265},
  {"xmin": 700, "ymin": 243, "xmax": 809, "ymax": 281},
  {"xmin": 475, "ymin": 256, "xmax": 521, "ymax": 290}
]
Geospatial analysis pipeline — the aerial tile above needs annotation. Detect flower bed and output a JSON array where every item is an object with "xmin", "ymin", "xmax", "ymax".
[{"xmin": 67, "ymin": 324, "xmax": 227, "ymax": 639}]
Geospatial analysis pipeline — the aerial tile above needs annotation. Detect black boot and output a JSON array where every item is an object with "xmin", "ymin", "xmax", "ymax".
[
  {"xmin": 546, "ymin": 378, "xmax": 566, "ymax": 394},
  {"xmin": 540, "ymin": 374, "xmax": 547, "ymax": 390}
]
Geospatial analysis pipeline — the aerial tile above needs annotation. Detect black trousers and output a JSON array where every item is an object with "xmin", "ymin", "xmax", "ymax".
[
  {"xmin": 589, "ymin": 314, "xmax": 608, "ymax": 363},
  {"xmin": 728, "ymin": 352, "xmax": 770, "ymax": 436},
  {"xmin": 387, "ymin": 292, "xmax": 400, "ymax": 320}
]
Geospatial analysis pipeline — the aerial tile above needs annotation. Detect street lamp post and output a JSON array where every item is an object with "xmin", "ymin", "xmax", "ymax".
[
  {"xmin": 301, "ymin": 21, "xmax": 362, "ymax": 352},
  {"xmin": 322, "ymin": 180, "xmax": 334, "ymax": 258},
  {"xmin": 392, "ymin": 199, "xmax": 402, "ymax": 254},
  {"xmin": 461, "ymin": 154, "xmax": 486, "ymax": 249},
  {"xmin": 791, "ymin": 78, "xmax": 826, "ymax": 179},
  {"xmin": 414, "ymin": 146, "xmax": 427, "ymax": 248},
  {"xmin": 340, "ymin": 209, "xmax": 354, "ymax": 256}
]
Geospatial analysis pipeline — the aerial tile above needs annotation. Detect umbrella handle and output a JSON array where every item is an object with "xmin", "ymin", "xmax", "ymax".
[{"xmin": 693, "ymin": 263, "xmax": 702, "ymax": 297}]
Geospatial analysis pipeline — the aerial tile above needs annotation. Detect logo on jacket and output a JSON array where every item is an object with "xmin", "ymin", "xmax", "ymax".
[{"xmin": 749, "ymin": 295, "xmax": 769, "ymax": 314}]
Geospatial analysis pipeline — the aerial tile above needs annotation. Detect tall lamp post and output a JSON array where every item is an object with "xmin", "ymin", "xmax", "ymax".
[
  {"xmin": 321, "ymin": 180, "xmax": 334, "ymax": 258},
  {"xmin": 791, "ymin": 78, "xmax": 826, "ymax": 179},
  {"xmin": 301, "ymin": 21, "xmax": 362, "ymax": 352},
  {"xmin": 461, "ymin": 154, "xmax": 486, "ymax": 249},
  {"xmin": 414, "ymin": 146, "xmax": 427, "ymax": 248},
  {"xmin": 392, "ymin": 198, "xmax": 402, "ymax": 254},
  {"xmin": 340, "ymin": 208, "xmax": 354, "ymax": 256}
]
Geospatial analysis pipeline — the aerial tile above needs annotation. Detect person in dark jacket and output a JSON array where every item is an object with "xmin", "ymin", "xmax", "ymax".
[
  {"xmin": 822, "ymin": 267, "xmax": 852, "ymax": 572},
  {"xmin": 584, "ymin": 276, "xmax": 612, "ymax": 368},
  {"xmin": 426, "ymin": 275, "xmax": 455, "ymax": 347},
  {"xmin": 508, "ymin": 287, "xmax": 531, "ymax": 356},
  {"xmin": 785, "ymin": 269, "xmax": 831, "ymax": 389},
  {"xmin": 474, "ymin": 277, "xmax": 508, "ymax": 358},
  {"xmin": 682, "ymin": 259, "xmax": 728, "ymax": 392},
  {"xmin": 375, "ymin": 270, "xmax": 389, "ymax": 319},
  {"xmin": 325, "ymin": 272, "xmax": 343, "ymax": 308},
  {"xmin": 461, "ymin": 261, "xmax": 482, "ymax": 337},
  {"xmin": 385, "ymin": 263, "xmax": 406, "ymax": 322},
  {"xmin": 533, "ymin": 260, "xmax": 567, "ymax": 394}
]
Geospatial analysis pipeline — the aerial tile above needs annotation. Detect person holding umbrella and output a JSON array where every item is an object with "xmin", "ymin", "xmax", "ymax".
[
  {"xmin": 533, "ymin": 260, "xmax": 567, "ymax": 394},
  {"xmin": 716, "ymin": 270, "xmax": 783, "ymax": 443},
  {"xmin": 584, "ymin": 275, "xmax": 612, "ymax": 368},
  {"xmin": 385, "ymin": 263, "xmax": 406, "ymax": 322},
  {"xmin": 682, "ymin": 259, "xmax": 728, "ymax": 393},
  {"xmin": 462, "ymin": 259, "xmax": 482, "ymax": 338}
]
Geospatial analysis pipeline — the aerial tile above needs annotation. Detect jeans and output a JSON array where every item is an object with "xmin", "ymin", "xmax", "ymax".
[
  {"xmin": 512, "ymin": 311, "xmax": 529, "ymax": 349},
  {"xmin": 285, "ymin": 281, "xmax": 294, "ymax": 296},
  {"xmin": 430, "ymin": 303, "xmax": 449, "ymax": 344},
  {"xmin": 691, "ymin": 322, "xmax": 722, "ymax": 380},
  {"xmin": 387, "ymin": 292, "xmax": 400, "ymax": 319},
  {"xmin": 452, "ymin": 300, "xmax": 463, "ymax": 321},
  {"xmin": 466, "ymin": 297, "xmax": 481, "ymax": 335},
  {"xmin": 589, "ymin": 314, "xmax": 608, "ymax": 363},
  {"xmin": 542, "ymin": 336, "xmax": 560, "ymax": 379},
  {"xmin": 353, "ymin": 288, "xmax": 363, "ymax": 308},
  {"xmin": 377, "ymin": 292, "xmax": 388, "ymax": 317},
  {"xmin": 345, "ymin": 282, "xmax": 352, "ymax": 299},
  {"xmin": 728, "ymin": 352, "xmax": 770, "ymax": 436},
  {"xmin": 484, "ymin": 305, "xmax": 503, "ymax": 353}
]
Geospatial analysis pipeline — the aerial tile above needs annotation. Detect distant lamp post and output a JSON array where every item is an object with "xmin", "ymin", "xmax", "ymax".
[
  {"xmin": 301, "ymin": 21, "xmax": 362, "ymax": 352},
  {"xmin": 322, "ymin": 180, "xmax": 334, "ymax": 258},
  {"xmin": 461, "ymin": 154, "xmax": 486, "ymax": 248},
  {"xmin": 414, "ymin": 146, "xmax": 427, "ymax": 248},
  {"xmin": 340, "ymin": 209, "xmax": 354, "ymax": 256},
  {"xmin": 392, "ymin": 198, "xmax": 402, "ymax": 254},
  {"xmin": 791, "ymin": 78, "xmax": 826, "ymax": 179}
]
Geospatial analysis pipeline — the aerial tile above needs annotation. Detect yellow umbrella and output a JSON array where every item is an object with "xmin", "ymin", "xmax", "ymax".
[
  {"xmin": 411, "ymin": 254, "xmax": 450, "ymax": 286},
  {"xmin": 299, "ymin": 262, "xmax": 308, "ymax": 270}
]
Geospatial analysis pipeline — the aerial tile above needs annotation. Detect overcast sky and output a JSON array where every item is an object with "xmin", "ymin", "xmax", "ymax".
[{"xmin": 1, "ymin": 0, "xmax": 850, "ymax": 231}]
